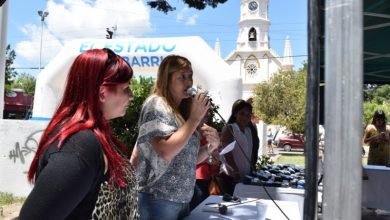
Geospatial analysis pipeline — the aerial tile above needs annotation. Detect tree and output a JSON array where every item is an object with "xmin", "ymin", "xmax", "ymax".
[
  {"xmin": 5, "ymin": 44, "xmax": 18, "ymax": 93},
  {"xmin": 208, "ymin": 100, "xmax": 225, "ymax": 132},
  {"xmin": 111, "ymin": 76, "xmax": 155, "ymax": 151},
  {"xmin": 363, "ymin": 102, "xmax": 390, "ymax": 127},
  {"xmin": 11, "ymin": 73, "xmax": 36, "ymax": 96},
  {"xmin": 147, "ymin": 0, "xmax": 228, "ymax": 14},
  {"xmin": 252, "ymin": 66, "xmax": 307, "ymax": 134},
  {"xmin": 363, "ymin": 84, "xmax": 390, "ymax": 127}
]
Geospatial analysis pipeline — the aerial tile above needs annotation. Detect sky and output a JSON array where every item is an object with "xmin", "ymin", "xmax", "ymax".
[{"xmin": 5, "ymin": 0, "xmax": 307, "ymax": 77}]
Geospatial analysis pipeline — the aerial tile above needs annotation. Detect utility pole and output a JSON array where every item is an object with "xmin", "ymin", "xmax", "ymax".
[
  {"xmin": 37, "ymin": 10, "xmax": 49, "ymax": 71},
  {"xmin": 0, "ymin": 0, "xmax": 9, "ymax": 119}
]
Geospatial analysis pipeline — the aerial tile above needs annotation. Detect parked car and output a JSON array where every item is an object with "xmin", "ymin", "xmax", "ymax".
[
  {"xmin": 3, "ymin": 89, "xmax": 33, "ymax": 119},
  {"xmin": 277, "ymin": 134, "xmax": 305, "ymax": 151}
]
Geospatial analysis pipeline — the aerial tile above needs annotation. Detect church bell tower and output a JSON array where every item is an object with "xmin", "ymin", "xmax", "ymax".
[
  {"xmin": 237, "ymin": 0, "xmax": 270, "ymax": 51},
  {"xmin": 225, "ymin": 0, "xmax": 292, "ymax": 99}
]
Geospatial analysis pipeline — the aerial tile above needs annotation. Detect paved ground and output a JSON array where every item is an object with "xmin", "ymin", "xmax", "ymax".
[{"xmin": 0, "ymin": 202, "xmax": 22, "ymax": 220}]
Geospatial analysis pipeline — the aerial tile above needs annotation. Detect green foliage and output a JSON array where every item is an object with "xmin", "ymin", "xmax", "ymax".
[
  {"xmin": 363, "ymin": 102, "xmax": 390, "ymax": 127},
  {"xmin": 275, "ymin": 154, "xmax": 305, "ymax": 167},
  {"xmin": 111, "ymin": 76, "xmax": 154, "ymax": 151},
  {"xmin": 0, "ymin": 192, "xmax": 25, "ymax": 205},
  {"xmin": 208, "ymin": 100, "xmax": 225, "ymax": 132},
  {"xmin": 255, "ymin": 155, "xmax": 274, "ymax": 170},
  {"xmin": 363, "ymin": 84, "xmax": 390, "ymax": 127},
  {"xmin": 5, "ymin": 45, "xmax": 18, "ymax": 94},
  {"xmin": 253, "ymin": 66, "xmax": 307, "ymax": 133},
  {"xmin": 10, "ymin": 73, "xmax": 36, "ymax": 96},
  {"xmin": 147, "ymin": 0, "xmax": 228, "ymax": 14},
  {"xmin": 363, "ymin": 84, "xmax": 390, "ymax": 104}
]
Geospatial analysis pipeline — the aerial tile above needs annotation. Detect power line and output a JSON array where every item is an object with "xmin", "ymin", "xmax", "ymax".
[
  {"xmin": 12, "ymin": 54, "xmax": 308, "ymax": 70},
  {"xmin": 13, "ymin": 67, "xmax": 42, "ymax": 70},
  {"xmin": 224, "ymin": 55, "xmax": 307, "ymax": 62}
]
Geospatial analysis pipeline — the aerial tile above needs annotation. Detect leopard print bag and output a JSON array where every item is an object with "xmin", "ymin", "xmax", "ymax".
[{"xmin": 92, "ymin": 165, "xmax": 138, "ymax": 220}]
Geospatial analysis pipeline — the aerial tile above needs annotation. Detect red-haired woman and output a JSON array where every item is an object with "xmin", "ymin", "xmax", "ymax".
[{"xmin": 19, "ymin": 48, "xmax": 138, "ymax": 219}]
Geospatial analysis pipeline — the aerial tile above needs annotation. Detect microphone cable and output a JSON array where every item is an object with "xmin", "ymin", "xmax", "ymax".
[
  {"xmin": 205, "ymin": 192, "xmax": 290, "ymax": 220},
  {"xmin": 224, "ymin": 124, "xmax": 290, "ymax": 219},
  {"xmin": 262, "ymin": 184, "xmax": 290, "ymax": 220}
]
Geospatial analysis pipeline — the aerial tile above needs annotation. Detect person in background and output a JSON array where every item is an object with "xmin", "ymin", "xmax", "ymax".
[
  {"xmin": 19, "ymin": 48, "xmax": 138, "ymax": 219},
  {"xmin": 135, "ymin": 55, "xmax": 220, "ymax": 220},
  {"xmin": 246, "ymin": 97, "xmax": 260, "ymax": 166},
  {"xmin": 267, "ymin": 128, "xmax": 274, "ymax": 154},
  {"xmin": 363, "ymin": 110, "xmax": 390, "ymax": 165},
  {"xmin": 220, "ymin": 99, "xmax": 257, "ymax": 194}
]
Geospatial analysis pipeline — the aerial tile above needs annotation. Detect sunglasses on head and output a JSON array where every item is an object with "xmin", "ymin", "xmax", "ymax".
[{"xmin": 103, "ymin": 48, "xmax": 118, "ymax": 68}]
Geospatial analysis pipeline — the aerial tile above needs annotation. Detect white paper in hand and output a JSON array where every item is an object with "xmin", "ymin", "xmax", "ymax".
[{"xmin": 219, "ymin": 141, "xmax": 236, "ymax": 155}]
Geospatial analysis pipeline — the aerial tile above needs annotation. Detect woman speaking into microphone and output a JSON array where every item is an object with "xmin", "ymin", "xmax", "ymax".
[{"xmin": 133, "ymin": 55, "xmax": 220, "ymax": 220}]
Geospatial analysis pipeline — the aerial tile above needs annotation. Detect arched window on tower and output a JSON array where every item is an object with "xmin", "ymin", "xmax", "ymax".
[{"xmin": 248, "ymin": 27, "xmax": 257, "ymax": 41}]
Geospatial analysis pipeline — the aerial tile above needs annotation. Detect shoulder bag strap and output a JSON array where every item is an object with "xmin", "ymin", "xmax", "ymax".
[{"xmin": 228, "ymin": 125, "xmax": 255, "ymax": 171}]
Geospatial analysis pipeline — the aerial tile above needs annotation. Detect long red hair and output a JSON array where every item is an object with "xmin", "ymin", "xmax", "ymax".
[{"xmin": 28, "ymin": 48, "xmax": 133, "ymax": 187}]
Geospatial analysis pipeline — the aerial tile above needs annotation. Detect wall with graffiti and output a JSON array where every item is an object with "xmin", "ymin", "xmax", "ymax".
[{"xmin": 0, "ymin": 120, "xmax": 48, "ymax": 196}]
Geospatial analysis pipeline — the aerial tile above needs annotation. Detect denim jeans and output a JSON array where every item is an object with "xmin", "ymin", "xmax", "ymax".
[
  {"xmin": 138, "ymin": 192, "xmax": 190, "ymax": 220},
  {"xmin": 189, "ymin": 180, "xmax": 209, "ymax": 210}
]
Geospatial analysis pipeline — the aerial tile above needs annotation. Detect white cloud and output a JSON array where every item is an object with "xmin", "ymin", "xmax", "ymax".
[
  {"xmin": 16, "ymin": 24, "xmax": 63, "ymax": 66},
  {"xmin": 176, "ymin": 7, "xmax": 198, "ymax": 26},
  {"xmin": 15, "ymin": 0, "xmax": 152, "ymax": 66},
  {"xmin": 185, "ymin": 14, "xmax": 199, "ymax": 26}
]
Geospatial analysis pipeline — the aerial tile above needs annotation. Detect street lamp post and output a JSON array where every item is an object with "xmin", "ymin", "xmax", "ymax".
[{"xmin": 37, "ymin": 10, "xmax": 49, "ymax": 71}]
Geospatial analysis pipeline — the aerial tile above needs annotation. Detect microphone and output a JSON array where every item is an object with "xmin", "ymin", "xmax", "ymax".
[
  {"xmin": 202, "ymin": 203, "xmax": 228, "ymax": 215},
  {"xmin": 187, "ymin": 87, "xmax": 226, "ymax": 123},
  {"xmin": 187, "ymin": 87, "xmax": 198, "ymax": 96},
  {"xmin": 187, "ymin": 87, "xmax": 209, "ymax": 96}
]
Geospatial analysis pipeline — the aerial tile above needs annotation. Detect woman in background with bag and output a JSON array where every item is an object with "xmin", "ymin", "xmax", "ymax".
[{"xmin": 219, "ymin": 99, "xmax": 258, "ymax": 195}]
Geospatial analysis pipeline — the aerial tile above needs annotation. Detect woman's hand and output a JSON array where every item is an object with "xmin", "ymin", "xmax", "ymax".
[
  {"xmin": 374, "ymin": 132, "xmax": 387, "ymax": 144},
  {"xmin": 189, "ymin": 93, "xmax": 210, "ymax": 124},
  {"xmin": 199, "ymin": 124, "xmax": 220, "ymax": 151}
]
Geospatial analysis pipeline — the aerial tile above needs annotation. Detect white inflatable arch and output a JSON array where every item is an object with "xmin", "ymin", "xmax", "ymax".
[{"xmin": 32, "ymin": 36, "xmax": 242, "ymax": 120}]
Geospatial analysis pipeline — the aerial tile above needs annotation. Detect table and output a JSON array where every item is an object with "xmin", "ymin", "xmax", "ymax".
[
  {"xmin": 233, "ymin": 183, "xmax": 305, "ymax": 218},
  {"xmin": 362, "ymin": 165, "xmax": 390, "ymax": 210},
  {"xmin": 184, "ymin": 195, "xmax": 301, "ymax": 220}
]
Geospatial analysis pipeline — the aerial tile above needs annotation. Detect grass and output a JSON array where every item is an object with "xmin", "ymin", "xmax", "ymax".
[
  {"xmin": 274, "ymin": 153, "xmax": 369, "ymax": 167},
  {"xmin": 0, "ymin": 192, "xmax": 25, "ymax": 206},
  {"xmin": 275, "ymin": 154, "xmax": 305, "ymax": 167}
]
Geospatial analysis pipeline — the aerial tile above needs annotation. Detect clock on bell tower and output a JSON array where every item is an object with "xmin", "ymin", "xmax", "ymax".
[{"xmin": 248, "ymin": 1, "xmax": 258, "ymax": 11}]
